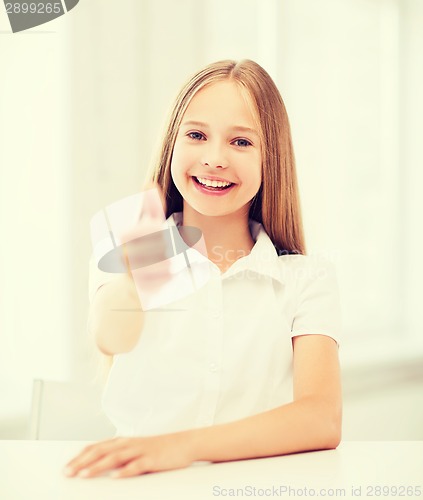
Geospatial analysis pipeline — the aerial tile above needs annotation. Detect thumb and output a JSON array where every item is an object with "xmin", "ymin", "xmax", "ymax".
[{"xmin": 140, "ymin": 183, "xmax": 167, "ymax": 222}]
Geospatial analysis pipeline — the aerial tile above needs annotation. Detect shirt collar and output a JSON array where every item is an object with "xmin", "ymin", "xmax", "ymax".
[{"xmin": 167, "ymin": 212, "xmax": 285, "ymax": 284}]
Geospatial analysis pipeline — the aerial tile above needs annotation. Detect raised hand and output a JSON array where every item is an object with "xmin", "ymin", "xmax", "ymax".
[{"xmin": 119, "ymin": 185, "xmax": 173, "ymax": 299}]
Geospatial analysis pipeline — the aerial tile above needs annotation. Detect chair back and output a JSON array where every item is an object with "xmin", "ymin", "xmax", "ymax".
[{"xmin": 29, "ymin": 379, "xmax": 116, "ymax": 440}]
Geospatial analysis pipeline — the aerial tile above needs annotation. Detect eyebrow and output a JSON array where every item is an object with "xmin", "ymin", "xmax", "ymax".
[{"xmin": 181, "ymin": 120, "xmax": 259, "ymax": 137}]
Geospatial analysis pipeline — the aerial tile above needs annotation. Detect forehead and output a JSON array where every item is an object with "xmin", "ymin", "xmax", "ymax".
[{"xmin": 183, "ymin": 80, "xmax": 258, "ymax": 127}]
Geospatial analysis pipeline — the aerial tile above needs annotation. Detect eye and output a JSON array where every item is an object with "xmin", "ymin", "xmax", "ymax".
[
  {"xmin": 187, "ymin": 131, "xmax": 205, "ymax": 141},
  {"xmin": 233, "ymin": 138, "xmax": 252, "ymax": 148}
]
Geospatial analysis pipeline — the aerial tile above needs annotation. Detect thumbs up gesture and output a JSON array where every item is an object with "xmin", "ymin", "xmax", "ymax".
[{"xmin": 119, "ymin": 184, "xmax": 173, "ymax": 296}]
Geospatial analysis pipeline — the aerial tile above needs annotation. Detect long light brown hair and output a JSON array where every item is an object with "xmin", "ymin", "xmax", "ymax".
[
  {"xmin": 98, "ymin": 60, "xmax": 307, "ymax": 382},
  {"xmin": 149, "ymin": 59, "xmax": 306, "ymax": 255}
]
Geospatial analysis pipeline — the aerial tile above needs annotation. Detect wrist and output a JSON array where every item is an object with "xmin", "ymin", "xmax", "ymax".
[
  {"xmin": 184, "ymin": 426, "xmax": 212, "ymax": 463},
  {"xmin": 187, "ymin": 426, "xmax": 219, "ymax": 462}
]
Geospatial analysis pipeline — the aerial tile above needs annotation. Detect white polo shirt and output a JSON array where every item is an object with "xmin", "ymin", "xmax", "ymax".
[{"xmin": 89, "ymin": 212, "xmax": 342, "ymax": 437}]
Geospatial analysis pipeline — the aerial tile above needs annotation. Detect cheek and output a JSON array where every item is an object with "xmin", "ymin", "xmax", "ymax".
[
  {"xmin": 247, "ymin": 156, "xmax": 262, "ymax": 189},
  {"xmin": 250, "ymin": 173, "xmax": 262, "ymax": 196},
  {"xmin": 170, "ymin": 144, "xmax": 194, "ymax": 177},
  {"xmin": 170, "ymin": 147, "xmax": 184, "ymax": 182}
]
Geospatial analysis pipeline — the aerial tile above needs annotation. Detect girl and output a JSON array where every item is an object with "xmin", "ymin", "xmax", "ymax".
[{"xmin": 64, "ymin": 59, "xmax": 342, "ymax": 479}]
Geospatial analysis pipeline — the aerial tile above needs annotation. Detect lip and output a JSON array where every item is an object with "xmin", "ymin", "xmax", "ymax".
[
  {"xmin": 192, "ymin": 174, "xmax": 235, "ymax": 184},
  {"xmin": 191, "ymin": 176, "xmax": 236, "ymax": 196}
]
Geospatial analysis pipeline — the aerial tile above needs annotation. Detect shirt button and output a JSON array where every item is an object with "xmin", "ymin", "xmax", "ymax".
[
  {"xmin": 211, "ymin": 309, "xmax": 221, "ymax": 318},
  {"xmin": 209, "ymin": 362, "xmax": 218, "ymax": 372}
]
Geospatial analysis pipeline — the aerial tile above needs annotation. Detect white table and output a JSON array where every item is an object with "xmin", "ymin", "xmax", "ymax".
[{"xmin": 0, "ymin": 441, "xmax": 422, "ymax": 500}]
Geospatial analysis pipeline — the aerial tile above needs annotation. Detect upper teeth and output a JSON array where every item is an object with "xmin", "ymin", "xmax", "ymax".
[{"xmin": 196, "ymin": 177, "xmax": 232, "ymax": 188}]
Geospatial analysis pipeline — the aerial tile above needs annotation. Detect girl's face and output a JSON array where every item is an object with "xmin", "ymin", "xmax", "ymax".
[{"xmin": 171, "ymin": 80, "xmax": 262, "ymax": 219}]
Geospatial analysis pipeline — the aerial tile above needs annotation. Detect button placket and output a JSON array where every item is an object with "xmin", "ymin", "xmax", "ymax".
[
  {"xmin": 209, "ymin": 362, "xmax": 218, "ymax": 372},
  {"xmin": 196, "ymin": 275, "xmax": 224, "ymax": 427}
]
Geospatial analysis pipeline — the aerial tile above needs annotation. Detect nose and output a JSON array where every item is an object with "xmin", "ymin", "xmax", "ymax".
[{"xmin": 201, "ymin": 141, "xmax": 228, "ymax": 169}]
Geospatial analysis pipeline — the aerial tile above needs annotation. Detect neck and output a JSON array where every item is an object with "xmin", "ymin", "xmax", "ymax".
[{"xmin": 181, "ymin": 204, "xmax": 255, "ymax": 272}]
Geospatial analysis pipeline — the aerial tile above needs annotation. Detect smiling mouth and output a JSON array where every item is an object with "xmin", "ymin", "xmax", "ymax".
[{"xmin": 192, "ymin": 176, "xmax": 235, "ymax": 191}]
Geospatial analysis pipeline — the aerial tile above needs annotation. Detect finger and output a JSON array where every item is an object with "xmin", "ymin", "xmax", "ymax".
[
  {"xmin": 120, "ymin": 231, "xmax": 170, "ymax": 276},
  {"xmin": 132, "ymin": 271, "xmax": 172, "ymax": 293},
  {"xmin": 123, "ymin": 230, "xmax": 171, "ymax": 258},
  {"xmin": 141, "ymin": 181, "xmax": 166, "ymax": 216},
  {"xmin": 110, "ymin": 456, "xmax": 155, "ymax": 479},
  {"xmin": 120, "ymin": 216, "xmax": 168, "ymax": 241},
  {"xmin": 121, "ymin": 243, "xmax": 132, "ymax": 276},
  {"xmin": 140, "ymin": 186, "xmax": 166, "ymax": 222},
  {"xmin": 63, "ymin": 438, "xmax": 126, "ymax": 477},
  {"xmin": 75, "ymin": 448, "xmax": 140, "ymax": 478}
]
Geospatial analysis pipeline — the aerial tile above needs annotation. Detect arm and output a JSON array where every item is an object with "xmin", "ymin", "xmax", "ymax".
[
  {"xmin": 189, "ymin": 334, "xmax": 342, "ymax": 461},
  {"xmin": 88, "ymin": 183, "xmax": 169, "ymax": 356},
  {"xmin": 64, "ymin": 334, "xmax": 341, "ymax": 478},
  {"xmin": 88, "ymin": 274, "xmax": 145, "ymax": 355}
]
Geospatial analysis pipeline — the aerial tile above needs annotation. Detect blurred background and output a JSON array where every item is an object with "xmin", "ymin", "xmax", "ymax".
[{"xmin": 0, "ymin": 0, "xmax": 422, "ymax": 440}]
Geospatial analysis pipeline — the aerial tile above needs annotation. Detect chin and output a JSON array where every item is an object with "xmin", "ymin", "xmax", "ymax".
[{"xmin": 189, "ymin": 202, "xmax": 249, "ymax": 219}]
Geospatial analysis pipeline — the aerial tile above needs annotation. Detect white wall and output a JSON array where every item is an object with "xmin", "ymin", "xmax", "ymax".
[
  {"xmin": 0, "ymin": 10, "xmax": 72, "ymax": 416},
  {"xmin": 1, "ymin": 0, "xmax": 422, "ymax": 440},
  {"xmin": 402, "ymin": 0, "xmax": 423, "ymax": 343}
]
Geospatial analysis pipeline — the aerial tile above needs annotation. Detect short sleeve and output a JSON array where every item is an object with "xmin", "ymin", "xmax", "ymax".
[
  {"xmin": 88, "ymin": 254, "xmax": 120, "ymax": 303},
  {"xmin": 290, "ymin": 256, "xmax": 342, "ymax": 345}
]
